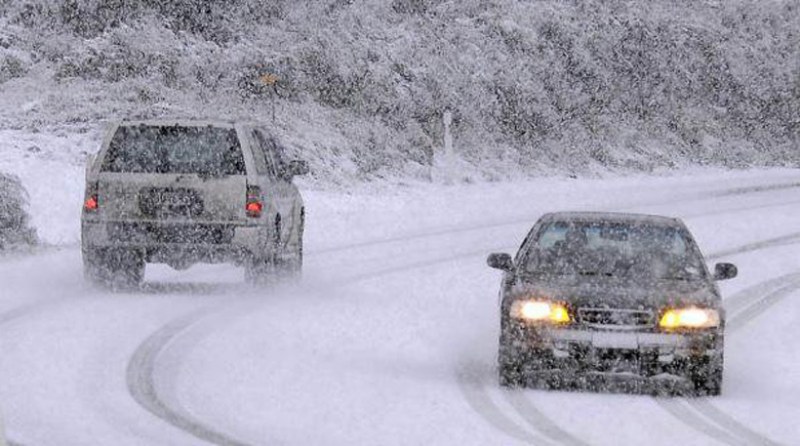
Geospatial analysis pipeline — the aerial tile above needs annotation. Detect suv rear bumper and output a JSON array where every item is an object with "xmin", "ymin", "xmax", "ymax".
[{"xmin": 81, "ymin": 220, "xmax": 268, "ymax": 264}]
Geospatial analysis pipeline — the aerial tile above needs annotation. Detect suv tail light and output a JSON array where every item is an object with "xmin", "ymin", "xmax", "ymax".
[
  {"xmin": 84, "ymin": 182, "xmax": 99, "ymax": 212},
  {"xmin": 246, "ymin": 184, "xmax": 263, "ymax": 218}
]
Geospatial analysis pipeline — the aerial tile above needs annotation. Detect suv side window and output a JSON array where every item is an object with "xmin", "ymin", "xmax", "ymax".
[
  {"xmin": 253, "ymin": 129, "xmax": 289, "ymax": 180},
  {"xmin": 251, "ymin": 129, "xmax": 278, "ymax": 178},
  {"xmin": 247, "ymin": 129, "xmax": 269, "ymax": 176}
]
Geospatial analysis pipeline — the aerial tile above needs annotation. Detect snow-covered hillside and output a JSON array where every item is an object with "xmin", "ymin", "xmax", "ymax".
[{"xmin": 1, "ymin": 0, "xmax": 798, "ymax": 182}]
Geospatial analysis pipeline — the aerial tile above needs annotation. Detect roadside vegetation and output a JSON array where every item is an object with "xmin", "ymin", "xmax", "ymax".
[
  {"xmin": 0, "ymin": 0, "xmax": 797, "ymax": 181},
  {"xmin": 0, "ymin": 172, "xmax": 37, "ymax": 250}
]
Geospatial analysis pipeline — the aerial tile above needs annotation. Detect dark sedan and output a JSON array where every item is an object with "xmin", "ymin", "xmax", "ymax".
[{"xmin": 488, "ymin": 212, "xmax": 737, "ymax": 395}]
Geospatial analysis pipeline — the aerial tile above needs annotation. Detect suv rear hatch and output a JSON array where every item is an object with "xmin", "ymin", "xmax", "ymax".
[{"xmin": 94, "ymin": 125, "xmax": 251, "ymax": 224}]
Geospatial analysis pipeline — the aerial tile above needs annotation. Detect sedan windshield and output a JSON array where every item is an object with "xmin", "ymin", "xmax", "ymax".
[{"xmin": 521, "ymin": 220, "xmax": 706, "ymax": 280}]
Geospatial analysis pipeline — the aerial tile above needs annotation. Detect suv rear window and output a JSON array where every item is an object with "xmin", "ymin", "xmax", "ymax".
[{"xmin": 102, "ymin": 126, "xmax": 246, "ymax": 175}]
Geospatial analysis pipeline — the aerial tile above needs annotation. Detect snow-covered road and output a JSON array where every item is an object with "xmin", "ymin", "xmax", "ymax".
[{"xmin": 1, "ymin": 169, "xmax": 799, "ymax": 445}]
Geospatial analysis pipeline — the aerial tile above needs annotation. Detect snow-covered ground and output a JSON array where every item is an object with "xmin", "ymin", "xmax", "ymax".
[{"xmin": 1, "ymin": 166, "xmax": 800, "ymax": 445}]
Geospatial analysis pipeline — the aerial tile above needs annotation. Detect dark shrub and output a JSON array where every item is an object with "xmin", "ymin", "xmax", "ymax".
[{"xmin": 0, "ymin": 173, "xmax": 38, "ymax": 250}]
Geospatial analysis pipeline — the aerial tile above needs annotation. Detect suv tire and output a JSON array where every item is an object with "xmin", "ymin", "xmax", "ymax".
[
  {"xmin": 244, "ymin": 254, "xmax": 273, "ymax": 284},
  {"xmin": 245, "ymin": 216, "xmax": 283, "ymax": 285},
  {"xmin": 84, "ymin": 247, "xmax": 144, "ymax": 289},
  {"xmin": 275, "ymin": 220, "xmax": 303, "ymax": 279}
]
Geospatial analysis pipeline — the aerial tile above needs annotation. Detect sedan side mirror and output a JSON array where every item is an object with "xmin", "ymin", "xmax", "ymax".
[
  {"xmin": 487, "ymin": 253, "xmax": 514, "ymax": 272},
  {"xmin": 713, "ymin": 262, "xmax": 738, "ymax": 281}
]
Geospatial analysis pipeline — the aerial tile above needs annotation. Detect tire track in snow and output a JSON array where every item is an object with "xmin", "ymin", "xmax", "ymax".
[
  {"xmin": 0, "ymin": 300, "xmax": 75, "ymax": 446},
  {"xmin": 264, "ymin": 184, "xmax": 800, "ymax": 445},
  {"xmin": 471, "ymin": 191, "xmax": 800, "ymax": 446},
  {"xmin": 455, "ymin": 363, "xmax": 554, "ymax": 446},
  {"xmin": 706, "ymin": 181, "xmax": 800, "ymax": 198},
  {"xmin": 690, "ymin": 398, "xmax": 783, "ymax": 446},
  {"xmin": 652, "ymin": 244, "xmax": 800, "ymax": 446},
  {"xmin": 0, "ymin": 251, "xmax": 245, "ymax": 446},
  {"xmin": 0, "ymin": 303, "xmax": 45, "ymax": 326},
  {"xmin": 654, "ymin": 273, "xmax": 800, "ymax": 446},
  {"xmin": 707, "ymin": 234, "xmax": 800, "ymax": 263},
  {"xmin": 724, "ymin": 279, "xmax": 800, "ymax": 334},
  {"xmin": 126, "ymin": 308, "xmax": 253, "ymax": 446},
  {"xmin": 653, "ymin": 276, "xmax": 799, "ymax": 446},
  {"xmin": 308, "ymin": 180, "xmax": 800, "ymax": 257},
  {"xmin": 502, "ymin": 391, "xmax": 591, "ymax": 446},
  {"xmin": 675, "ymin": 278, "xmax": 800, "ymax": 446},
  {"xmin": 716, "ymin": 271, "xmax": 800, "ymax": 317},
  {"xmin": 124, "ymin": 245, "xmax": 524, "ymax": 446},
  {"xmin": 335, "ymin": 187, "xmax": 800, "ymax": 446},
  {"xmin": 394, "ymin": 202, "xmax": 800, "ymax": 446},
  {"xmin": 655, "ymin": 398, "xmax": 747, "ymax": 446},
  {"xmin": 658, "ymin": 386, "xmax": 786, "ymax": 446},
  {"xmin": 125, "ymin": 179, "xmax": 800, "ymax": 446}
]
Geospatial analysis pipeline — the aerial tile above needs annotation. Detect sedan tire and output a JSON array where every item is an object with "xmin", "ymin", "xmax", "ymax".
[{"xmin": 689, "ymin": 355, "xmax": 724, "ymax": 396}]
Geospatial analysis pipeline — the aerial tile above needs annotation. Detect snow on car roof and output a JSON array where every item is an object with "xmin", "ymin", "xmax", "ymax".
[
  {"xmin": 540, "ymin": 211, "xmax": 684, "ymax": 227},
  {"xmin": 118, "ymin": 119, "xmax": 236, "ymax": 128},
  {"xmin": 116, "ymin": 119, "xmax": 262, "ymax": 129}
]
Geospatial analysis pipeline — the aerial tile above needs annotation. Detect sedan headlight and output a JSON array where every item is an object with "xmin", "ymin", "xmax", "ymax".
[
  {"xmin": 659, "ymin": 307, "xmax": 720, "ymax": 329},
  {"xmin": 510, "ymin": 300, "xmax": 571, "ymax": 324}
]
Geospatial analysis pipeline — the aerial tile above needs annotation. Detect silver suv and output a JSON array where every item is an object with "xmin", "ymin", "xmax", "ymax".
[{"xmin": 81, "ymin": 120, "xmax": 308, "ymax": 287}]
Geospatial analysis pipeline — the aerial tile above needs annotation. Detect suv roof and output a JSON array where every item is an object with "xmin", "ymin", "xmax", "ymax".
[
  {"xmin": 115, "ymin": 118, "xmax": 275, "ymax": 128},
  {"xmin": 116, "ymin": 119, "xmax": 238, "ymax": 129}
]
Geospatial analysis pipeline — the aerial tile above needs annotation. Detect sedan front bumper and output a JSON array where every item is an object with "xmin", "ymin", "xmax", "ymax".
[{"xmin": 501, "ymin": 324, "xmax": 723, "ymax": 381}]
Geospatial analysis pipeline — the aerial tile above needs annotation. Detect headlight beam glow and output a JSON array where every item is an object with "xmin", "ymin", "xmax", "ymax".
[
  {"xmin": 659, "ymin": 307, "xmax": 720, "ymax": 329},
  {"xmin": 511, "ymin": 300, "xmax": 571, "ymax": 324}
]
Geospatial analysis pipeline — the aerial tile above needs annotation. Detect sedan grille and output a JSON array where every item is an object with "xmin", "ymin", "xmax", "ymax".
[{"xmin": 578, "ymin": 308, "xmax": 655, "ymax": 329}]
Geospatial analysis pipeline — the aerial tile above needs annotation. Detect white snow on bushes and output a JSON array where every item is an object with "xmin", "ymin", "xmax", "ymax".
[
  {"xmin": 0, "ymin": 0, "xmax": 796, "ymax": 183},
  {"xmin": 0, "ymin": 171, "xmax": 37, "ymax": 249}
]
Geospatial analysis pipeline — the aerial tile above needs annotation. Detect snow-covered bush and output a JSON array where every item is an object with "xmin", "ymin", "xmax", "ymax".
[
  {"xmin": 0, "ymin": 0, "xmax": 797, "ymax": 181},
  {"xmin": 0, "ymin": 173, "xmax": 38, "ymax": 250}
]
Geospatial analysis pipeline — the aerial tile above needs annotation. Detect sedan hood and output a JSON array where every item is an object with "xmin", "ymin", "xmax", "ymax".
[{"xmin": 510, "ymin": 273, "xmax": 720, "ymax": 310}]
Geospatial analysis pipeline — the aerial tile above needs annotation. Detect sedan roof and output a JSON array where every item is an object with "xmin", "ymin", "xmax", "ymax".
[{"xmin": 540, "ymin": 211, "xmax": 684, "ymax": 228}]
